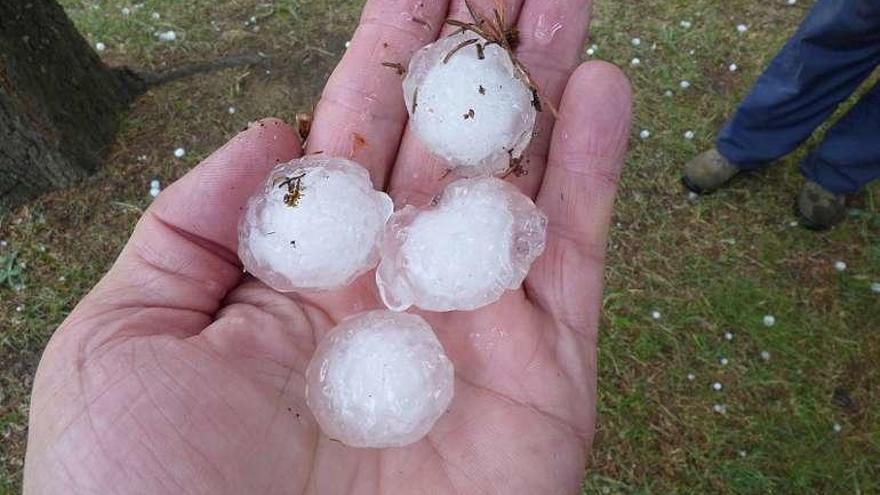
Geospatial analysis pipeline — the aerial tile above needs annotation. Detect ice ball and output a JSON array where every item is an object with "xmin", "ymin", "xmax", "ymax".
[
  {"xmin": 377, "ymin": 177, "xmax": 547, "ymax": 312},
  {"xmin": 306, "ymin": 311, "xmax": 454, "ymax": 448},
  {"xmin": 403, "ymin": 32, "xmax": 538, "ymax": 177},
  {"xmin": 238, "ymin": 156, "xmax": 393, "ymax": 292}
]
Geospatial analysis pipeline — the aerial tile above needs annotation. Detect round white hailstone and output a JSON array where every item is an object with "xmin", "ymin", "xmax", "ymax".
[
  {"xmin": 872, "ymin": 282, "xmax": 880, "ymax": 293},
  {"xmin": 150, "ymin": 179, "xmax": 160, "ymax": 189},
  {"xmin": 680, "ymin": 20, "xmax": 692, "ymax": 29},
  {"xmin": 306, "ymin": 311, "xmax": 454, "ymax": 448},
  {"xmin": 664, "ymin": 90, "xmax": 674, "ymax": 97},
  {"xmin": 0, "ymin": 240, "xmax": 6, "ymax": 248},
  {"xmin": 228, "ymin": 106, "xmax": 236, "ymax": 114},
  {"xmin": 151, "ymin": 12, "xmax": 160, "ymax": 20},
  {"xmin": 687, "ymin": 373, "xmax": 696, "ymax": 381},
  {"xmin": 158, "ymin": 30, "xmax": 177, "ymax": 42},
  {"xmin": 173, "ymin": 147, "xmax": 185, "ymax": 158},
  {"xmin": 833, "ymin": 423, "xmax": 842, "ymax": 433},
  {"xmin": 724, "ymin": 331, "xmax": 734, "ymax": 341},
  {"xmin": 729, "ymin": 63, "xmax": 738, "ymax": 72},
  {"xmin": 631, "ymin": 37, "xmax": 641, "ymax": 46},
  {"xmin": 680, "ymin": 80, "xmax": 691, "ymax": 89},
  {"xmin": 639, "ymin": 129, "xmax": 651, "ymax": 139},
  {"xmin": 403, "ymin": 32, "xmax": 538, "ymax": 176},
  {"xmin": 630, "ymin": 58, "xmax": 641, "ymax": 66},
  {"xmin": 763, "ymin": 315, "xmax": 776, "ymax": 327},
  {"xmin": 651, "ymin": 310, "xmax": 662, "ymax": 320},
  {"xmin": 688, "ymin": 49, "xmax": 695, "ymax": 56},
  {"xmin": 713, "ymin": 404, "xmax": 726, "ymax": 414},
  {"xmin": 720, "ymin": 358, "xmax": 729, "ymax": 366},
  {"xmin": 95, "ymin": 42, "xmax": 106, "ymax": 52},
  {"xmin": 684, "ymin": 130, "xmax": 695, "ymax": 140},
  {"xmin": 239, "ymin": 156, "xmax": 393, "ymax": 292},
  {"xmin": 377, "ymin": 177, "xmax": 546, "ymax": 312},
  {"xmin": 149, "ymin": 188, "xmax": 160, "ymax": 198},
  {"xmin": 121, "ymin": 7, "xmax": 130, "ymax": 16},
  {"xmin": 833, "ymin": 261, "xmax": 847, "ymax": 272},
  {"xmin": 712, "ymin": 382, "xmax": 723, "ymax": 391},
  {"xmin": 761, "ymin": 350, "xmax": 771, "ymax": 361},
  {"xmin": 15, "ymin": 305, "xmax": 24, "ymax": 313},
  {"xmin": 687, "ymin": 191, "xmax": 699, "ymax": 201},
  {"xmin": 787, "ymin": 0, "xmax": 797, "ymax": 5},
  {"xmin": 739, "ymin": 450, "xmax": 747, "ymax": 458},
  {"xmin": 737, "ymin": 24, "xmax": 748, "ymax": 33},
  {"xmin": 586, "ymin": 47, "xmax": 595, "ymax": 56}
]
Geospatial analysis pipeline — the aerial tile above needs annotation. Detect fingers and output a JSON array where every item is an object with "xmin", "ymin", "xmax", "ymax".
[
  {"xmin": 83, "ymin": 120, "xmax": 302, "ymax": 326},
  {"xmin": 527, "ymin": 62, "xmax": 632, "ymax": 336},
  {"xmin": 305, "ymin": 0, "xmax": 448, "ymax": 188},
  {"xmin": 442, "ymin": 0, "xmax": 525, "ymax": 35},
  {"xmin": 509, "ymin": 0, "xmax": 592, "ymax": 197}
]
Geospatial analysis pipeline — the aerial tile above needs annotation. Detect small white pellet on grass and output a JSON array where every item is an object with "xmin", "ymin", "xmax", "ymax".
[
  {"xmin": 687, "ymin": 191, "xmax": 699, "ymax": 202},
  {"xmin": 173, "ymin": 147, "xmax": 185, "ymax": 158},
  {"xmin": 151, "ymin": 12, "xmax": 160, "ymax": 20},
  {"xmin": 737, "ymin": 24, "xmax": 748, "ymax": 33},
  {"xmin": 239, "ymin": 156, "xmax": 393, "ymax": 292},
  {"xmin": 739, "ymin": 450, "xmax": 747, "ymax": 458},
  {"xmin": 833, "ymin": 423, "xmax": 842, "ymax": 433},
  {"xmin": 651, "ymin": 310, "xmax": 662, "ymax": 320},
  {"xmin": 872, "ymin": 282, "xmax": 880, "ymax": 293},
  {"xmin": 58, "ymin": 275, "xmax": 66, "ymax": 282},
  {"xmin": 306, "ymin": 311, "xmax": 454, "ymax": 448},
  {"xmin": 833, "ymin": 261, "xmax": 847, "ymax": 272},
  {"xmin": 0, "ymin": 240, "xmax": 6, "ymax": 248},
  {"xmin": 150, "ymin": 179, "xmax": 160, "ymax": 189},
  {"xmin": 158, "ymin": 30, "xmax": 177, "ymax": 42},
  {"xmin": 724, "ymin": 331, "xmax": 734, "ymax": 341},
  {"xmin": 720, "ymin": 358, "xmax": 729, "ymax": 366},
  {"xmin": 763, "ymin": 315, "xmax": 776, "ymax": 327},
  {"xmin": 377, "ymin": 177, "xmax": 546, "ymax": 312},
  {"xmin": 344, "ymin": 40, "xmax": 351, "ymax": 49},
  {"xmin": 121, "ymin": 7, "xmax": 130, "ymax": 15},
  {"xmin": 729, "ymin": 63, "xmax": 738, "ymax": 72},
  {"xmin": 713, "ymin": 404, "xmax": 727, "ymax": 414},
  {"xmin": 631, "ymin": 37, "xmax": 641, "ymax": 46},
  {"xmin": 664, "ymin": 90, "xmax": 674, "ymax": 97},
  {"xmin": 684, "ymin": 131, "xmax": 695, "ymax": 140},
  {"xmin": 687, "ymin": 373, "xmax": 696, "ymax": 381},
  {"xmin": 639, "ymin": 130, "xmax": 651, "ymax": 139},
  {"xmin": 95, "ymin": 42, "xmax": 106, "ymax": 52},
  {"xmin": 712, "ymin": 382, "xmax": 723, "ymax": 391},
  {"xmin": 630, "ymin": 58, "xmax": 641, "ymax": 66},
  {"xmin": 789, "ymin": 220, "xmax": 799, "ymax": 227},
  {"xmin": 680, "ymin": 80, "xmax": 691, "ymax": 89},
  {"xmin": 586, "ymin": 47, "xmax": 595, "ymax": 56},
  {"xmin": 761, "ymin": 350, "xmax": 771, "ymax": 361},
  {"xmin": 680, "ymin": 20, "xmax": 692, "ymax": 29},
  {"xmin": 228, "ymin": 106, "xmax": 236, "ymax": 114},
  {"xmin": 15, "ymin": 305, "xmax": 23, "ymax": 313},
  {"xmin": 787, "ymin": 0, "xmax": 797, "ymax": 5},
  {"xmin": 404, "ymin": 32, "xmax": 537, "ymax": 176},
  {"xmin": 688, "ymin": 49, "xmax": 695, "ymax": 55}
]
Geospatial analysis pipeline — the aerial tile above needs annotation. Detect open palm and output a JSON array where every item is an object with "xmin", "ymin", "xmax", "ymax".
[{"xmin": 24, "ymin": 0, "xmax": 631, "ymax": 493}]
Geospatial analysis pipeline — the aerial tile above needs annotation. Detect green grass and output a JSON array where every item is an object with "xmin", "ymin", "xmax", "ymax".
[{"xmin": 1, "ymin": 0, "xmax": 878, "ymax": 493}]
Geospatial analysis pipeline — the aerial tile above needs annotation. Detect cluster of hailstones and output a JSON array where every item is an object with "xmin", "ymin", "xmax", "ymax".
[{"xmin": 238, "ymin": 30, "xmax": 544, "ymax": 449}]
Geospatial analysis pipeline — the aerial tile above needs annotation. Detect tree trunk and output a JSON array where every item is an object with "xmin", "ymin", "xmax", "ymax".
[{"xmin": 0, "ymin": 0, "xmax": 135, "ymax": 209}]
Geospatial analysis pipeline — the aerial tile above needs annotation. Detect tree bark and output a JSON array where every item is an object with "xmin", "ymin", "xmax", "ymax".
[{"xmin": 0, "ymin": 0, "xmax": 134, "ymax": 209}]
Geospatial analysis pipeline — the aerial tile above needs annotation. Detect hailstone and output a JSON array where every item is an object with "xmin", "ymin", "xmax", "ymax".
[
  {"xmin": 306, "ymin": 311, "xmax": 454, "ymax": 448},
  {"xmin": 403, "ymin": 31, "xmax": 538, "ymax": 176},
  {"xmin": 238, "ymin": 156, "xmax": 393, "ymax": 292},
  {"xmin": 377, "ymin": 177, "xmax": 547, "ymax": 312}
]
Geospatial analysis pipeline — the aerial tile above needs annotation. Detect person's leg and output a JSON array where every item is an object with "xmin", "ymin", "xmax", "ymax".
[
  {"xmin": 800, "ymin": 82, "xmax": 880, "ymax": 194},
  {"xmin": 717, "ymin": 0, "xmax": 880, "ymax": 170}
]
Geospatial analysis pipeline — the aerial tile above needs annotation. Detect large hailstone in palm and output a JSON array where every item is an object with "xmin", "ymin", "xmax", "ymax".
[
  {"xmin": 377, "ymin": 177, "xmax": 547, "ymax": 312},
  {"xmin": 404, "ymin": 31, "xmax": 538, "ymax": 176},
  {"xmin": 238, "ymin": 156, "xmax": 393, "ymax": 292},
  {"xmin": 306, "ymin": 310, "xmax": 454, "ymax": 448}
]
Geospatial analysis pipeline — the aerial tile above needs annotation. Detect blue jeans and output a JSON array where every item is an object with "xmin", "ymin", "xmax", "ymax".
[{"xmin": 716, "ymin": 0, "xmax": 880, "ymax": 194}]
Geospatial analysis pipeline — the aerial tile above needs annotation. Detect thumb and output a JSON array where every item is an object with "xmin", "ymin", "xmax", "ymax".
[{"xmin": 74, "ymin": 118, "xmax": 302, "ymax": 338}]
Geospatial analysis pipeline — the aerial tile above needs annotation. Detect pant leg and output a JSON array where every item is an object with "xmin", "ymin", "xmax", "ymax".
[
  {"xmin": 716, "ymin": 0, "xmax": 880, "ymax": 169},
  {"xmin": 800, "ymin": 82, "xmax": 880, "ymax": 194}
]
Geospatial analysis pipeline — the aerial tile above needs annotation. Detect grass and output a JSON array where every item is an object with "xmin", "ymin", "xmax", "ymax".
[{"xmin": 1, "ymin": 0, "xmax": 878, "ymax": 493}]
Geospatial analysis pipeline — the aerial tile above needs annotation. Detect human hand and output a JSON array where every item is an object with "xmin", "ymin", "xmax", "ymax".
[{"xmin": 24, "ymin": 0, "xmax": 631, "ymax": 493}]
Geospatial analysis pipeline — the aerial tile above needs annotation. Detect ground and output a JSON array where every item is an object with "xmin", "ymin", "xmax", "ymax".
[{"xmin": 1, "ymin": 0, "xmax": 878, "ymax": 493}]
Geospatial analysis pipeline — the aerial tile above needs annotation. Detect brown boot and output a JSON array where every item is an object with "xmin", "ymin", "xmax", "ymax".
[
  {"xmin": 797, "ymin": 180, "xmax": 847, "ymax": 230},
  {"xmin": 682, "ymin": 148, "xmax": 741, "ymax": 194}
]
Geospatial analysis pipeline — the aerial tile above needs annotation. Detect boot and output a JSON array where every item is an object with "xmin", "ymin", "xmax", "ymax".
[
  {"xmin": 682, "ymin": 148, "xmax": 741, "ymax": 194},
  {"xmin": 797, "ymin": 180, "xmax": 847, "ymax": 230}
]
